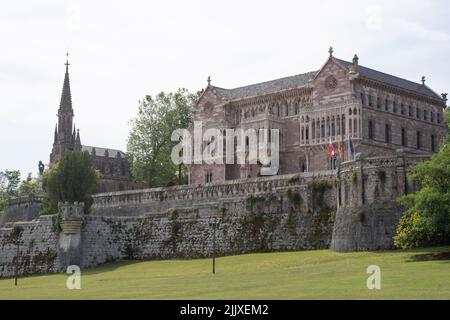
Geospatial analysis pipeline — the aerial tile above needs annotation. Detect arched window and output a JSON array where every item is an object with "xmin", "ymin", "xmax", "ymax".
[
  {"xmin": 312, "ymin": 121, "xmax": 316, "ymax": 139},
  {"xmin": 341, "ymin": 116, "xmax": 346, "ymax": 135},
  {"xmin": 385, "ymin": 124, "xmax": 391, "ymax": 142},
  {"xmin": 401, "ymin": 128, "xmax": 406, "ymax": 146},
  {"xmin": 368, "ymin": 120, "xmax": 374, "ymax": 139}
]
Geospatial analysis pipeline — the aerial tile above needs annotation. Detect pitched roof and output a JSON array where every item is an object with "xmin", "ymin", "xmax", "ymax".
[
  {"xmin": 82, "ymin": 145, "xmax": 126, "ymax": 158},
  {"xmin": 210, "ymin": 58, "xmax": 442, "ymax": 102},
  {"xmin": 335, "ymin": 58, "xmax": 442, "ymax": 99},
  {"xmin": 212, "ymin": 71, "xmax": 317, "ymax": 101}
]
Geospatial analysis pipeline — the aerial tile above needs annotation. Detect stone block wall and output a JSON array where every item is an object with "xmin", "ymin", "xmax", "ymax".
[
  {"xmin": 0, "ymin": 153, "xmax": 431, "ymax": 277},
  {"xmin": 80, "ymin": 172, "xmax": 337, "ymax": 268},
  {"xmin": 330, "ymin": 152, "xmax": 430, "ymax": 252},
  {"xmin": 0, "ymin": 216, "xmax": 61, "ymax": 278},
  {"xmin": 0, "ymin": 194, "xmax": 43, "ymax": 226}
]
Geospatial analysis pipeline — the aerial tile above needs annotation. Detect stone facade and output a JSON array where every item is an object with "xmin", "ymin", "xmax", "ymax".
[{"xmin": 189, "ymin": 52, "xmax": 447, "ymax": 185}]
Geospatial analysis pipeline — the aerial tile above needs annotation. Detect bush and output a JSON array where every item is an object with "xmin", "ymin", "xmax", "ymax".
[{"xmin": 394, "ymin": 132, "xmax": 450, "ymax": 249}]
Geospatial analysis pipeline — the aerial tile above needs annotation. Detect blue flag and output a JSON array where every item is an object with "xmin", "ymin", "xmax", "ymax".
[{"xmin": 348, "ymin": 136, "xmax": 355, "ymax": 160}]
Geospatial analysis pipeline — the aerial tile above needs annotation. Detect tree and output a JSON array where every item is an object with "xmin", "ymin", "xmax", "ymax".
[
  {"xmin": 18, "ymin": 173, "xmax": 40, "ymax": 196},
  {"xmin": 395, "ymin": 108, "xmax": 450, "ymax": 248},
  {"xmin": 0, "ymin": 170, "xmax": 21, "ymax": 211},
  {"xmin": 127, "ymin": 88, "xmax": 200, "ymax": 187},
  {"xmin": 42, "ymin": 151, "xmax": 100, "ymax": 214}
]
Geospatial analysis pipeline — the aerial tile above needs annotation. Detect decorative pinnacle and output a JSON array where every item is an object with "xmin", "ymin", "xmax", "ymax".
[
  {"xmin": 421, "ymin": 76, "xmax": 426, "ymax": 85},
  {"xmin": 353, "ymin": 54, "xmax": 359, "ymax": 64},
  {"xmin": 207, "ymin": 76, "xmax": 211, "ymax": 86},
  {"xmin": 329, "ymin": 46, "xmax": 334, "ymax": 57}
]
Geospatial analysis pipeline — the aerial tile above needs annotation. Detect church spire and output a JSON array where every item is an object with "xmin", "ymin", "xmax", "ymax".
[{"xmin": 59, "ymin": 52, "xmax": 73, "ymax": 112}]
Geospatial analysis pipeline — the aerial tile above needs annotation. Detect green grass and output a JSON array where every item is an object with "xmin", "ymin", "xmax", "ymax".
[{"xmin": 1, "ymin": 247, "xmax": 450, "ymax": 300}]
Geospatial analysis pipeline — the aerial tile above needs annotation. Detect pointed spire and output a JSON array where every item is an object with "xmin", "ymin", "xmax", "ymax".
[{"xmin": 59, "ymin": 52, "xmax": 73, "ymax": 112}]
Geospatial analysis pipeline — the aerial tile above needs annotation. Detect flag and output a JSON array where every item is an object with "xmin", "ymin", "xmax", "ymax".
[
  {"xmin": 329, "ymin": 139, "xmax": 335, "ymax": 159},
  {"xmin": 348, "ymin": 135, "xmax": 355, "ymax": 160}
]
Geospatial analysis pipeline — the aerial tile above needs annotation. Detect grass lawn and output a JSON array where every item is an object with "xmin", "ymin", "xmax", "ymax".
[{"xmin": 1, "ymin": 247, "xmax": 449, "ymax": 300}]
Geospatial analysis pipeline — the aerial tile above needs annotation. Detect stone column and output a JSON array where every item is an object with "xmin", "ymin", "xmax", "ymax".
[{"xmin": 58, "ymin": 202, "xmax": 84, "ymax": 269}]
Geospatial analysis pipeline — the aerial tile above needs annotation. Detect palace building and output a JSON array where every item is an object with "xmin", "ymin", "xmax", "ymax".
[
  {"xmin": 189, "ymin": 49, "xmax": 448, "ymax": 185},
  {"xmin": 49, "ymin": 57, "xmax": 143, "ymax": 192}
]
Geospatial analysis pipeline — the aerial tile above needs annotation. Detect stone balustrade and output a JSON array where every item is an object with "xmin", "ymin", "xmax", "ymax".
[{"xmin": 91, "ymin": 171, "xmax": 336, "ymax": 211}]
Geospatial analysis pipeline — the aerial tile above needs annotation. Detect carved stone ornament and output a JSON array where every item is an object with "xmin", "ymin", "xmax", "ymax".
[{"xmin": 325, "ymin": 75, "xmax": 338, "ymax": 90}]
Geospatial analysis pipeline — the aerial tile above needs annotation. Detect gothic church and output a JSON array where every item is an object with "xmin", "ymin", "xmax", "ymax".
[{"xmin": 50, "ymin": 57, "xmax": 143, "ymax": 192}]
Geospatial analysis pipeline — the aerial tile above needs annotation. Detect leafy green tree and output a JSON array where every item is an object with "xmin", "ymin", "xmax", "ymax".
[
  {"xmin": 127, "ymin": 88, "xmax": 200, "ymax": 187},
  {"xmin": 42, "ymin": 151, "xmax": 100, "ymax": 214},
  {"xmin": 0, "ymin": 170, "xmax": 21, "ymax": 211},
  {"xmin": 18, "ymin": 173, "xmax": 40, "ymax": 196},
  {"xmin": 395, "ymin": 108, "xmax": 450, "ymax": 248}
]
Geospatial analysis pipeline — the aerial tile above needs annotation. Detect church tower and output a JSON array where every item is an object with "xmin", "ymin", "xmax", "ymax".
[{"xmin": 50, "ymin": 54, "xmax": 82, "ymax": 165}]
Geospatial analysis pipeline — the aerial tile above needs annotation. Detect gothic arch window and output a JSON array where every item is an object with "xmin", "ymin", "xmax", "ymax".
[{"xmin": 312, "ymin": 121, "xmax": 316, "ymax": 139}]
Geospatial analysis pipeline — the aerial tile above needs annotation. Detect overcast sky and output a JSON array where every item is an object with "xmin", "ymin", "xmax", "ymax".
[{"xmin": 1, "ymin": 0, "xmax": 449, "ymax": 179}]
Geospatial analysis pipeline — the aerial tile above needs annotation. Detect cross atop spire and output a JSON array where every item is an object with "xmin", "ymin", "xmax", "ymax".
[
  {"xmin": 65, "ymin": 51, "xmax": 70, "ymax": 67},
  {"xmin": 59, "ymin": 53, "xmax": 73, "ymax": 112},
  {"xmin": 207, "ymin": 76, "xmax": 211, "ymax": 86}
]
